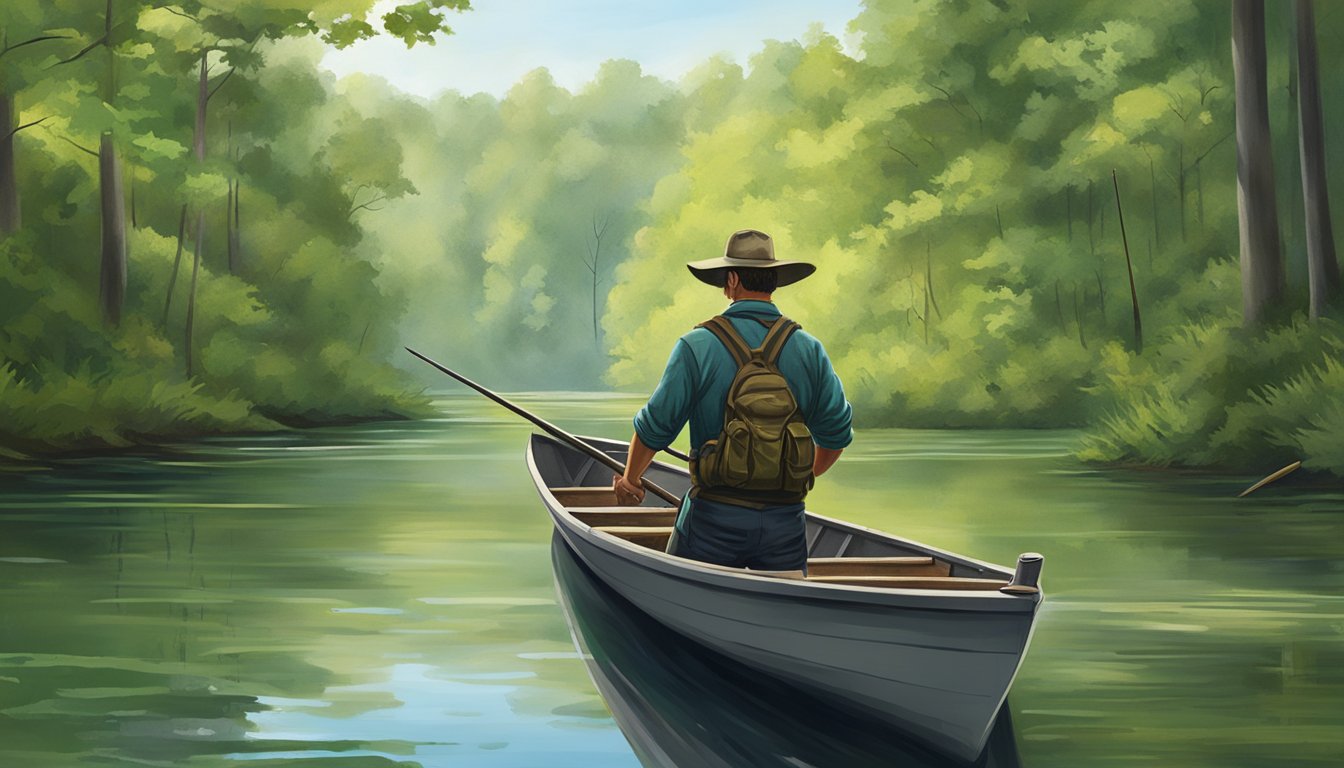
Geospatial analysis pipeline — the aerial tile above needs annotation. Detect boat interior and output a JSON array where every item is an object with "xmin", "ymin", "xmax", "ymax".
[{"xmin": 549, "ymin": 486, "xmax": 1010, "ymax": 591}]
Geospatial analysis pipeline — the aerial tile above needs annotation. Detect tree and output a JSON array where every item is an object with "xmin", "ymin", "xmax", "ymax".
[
  {"xmin": 1231, "ymin": 0, "xmax": 1285, "ymax": 327},
  {"xmin": 0, "ymin": 24, "xmax": 67, "ymax": 234},
  {"xmin": 1294, "ymin": 0, "xmax": 1340, "ymax": 319},
  {"xmin": 582, "ymin": 214, "xmax": 612, "ymax": 345}
]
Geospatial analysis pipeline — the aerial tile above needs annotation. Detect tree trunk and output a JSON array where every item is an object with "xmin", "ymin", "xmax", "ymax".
[
  {"xmin": 185, "ymin": 52, "xmax": 209, "ymax": 372},
  {"xmin": 1073, "ymin": 285, "xmax": 1088, "ymax": 349},
  {"xmin": 0, "ymin": 88, "xmax": 19, "ymax": 233},
  {"xmin": 232, "ymin": 178, "xmax": 241, "ymax": 272},
  {"xmin": 925, "ymin": 242, "xmax": 942, "ymax": 319},
  {"xmin": 1295, "ymin": 0, "xmax": 1340, "ymax": 319},
  {"xmin": 194, "ymin": 54, "xmax": 207, "ymax": 163},
  {"xmin": 1149, "ymin": 155, "xmax": 1160, "ymax": 251},
  {"xmin": 162, "ymin": 204, "xmax": 188, "ymax": 328},
  {"xmin": 99, "ymin": 132, "xmax": 127, "ymax": 327},
  {"xmin": 185, "ymin": 210, "xmax": 204, "ymax": 378},
  {"xmin": 1066, "ymin": 185, "xmax": 1073, "ymax": 242},
  {"xmin": 1232, "ymin": 0, "xmax": 1285, "ymax": 326},
  {"xmin": 1113, "ymin": 171, "xmax": 1144, "ymax": 354},
  {"xmin": 226, "ymin": 179, "xmax": 236, "ymax": 273},
  {"xmin": 226, "ymin": 122, "xmax": 240, "ymax": 274},
  {"xmin": 1177, "ymin": 143, "xmax": 1187, "ymax": 242}
]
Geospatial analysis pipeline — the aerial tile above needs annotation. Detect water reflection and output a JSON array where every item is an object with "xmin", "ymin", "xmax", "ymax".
[{"xmin": 550, "ymin": 534, "xmax": 1023, "ymax": 768}]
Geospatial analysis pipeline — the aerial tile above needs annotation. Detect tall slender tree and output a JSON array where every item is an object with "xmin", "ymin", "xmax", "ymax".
[
  {"xmin": 0, "ymin": 28, "xmax": 66, "ymax": 234},
  {"xmin": 1231, "ymin": 0, "xmax": 1285, "ymax": 327},
  {"xmin": 1294, "ymin": 0, "xmax": 1340, "ymax": 319}
]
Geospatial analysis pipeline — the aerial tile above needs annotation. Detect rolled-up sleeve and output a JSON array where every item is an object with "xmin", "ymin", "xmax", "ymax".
[
  {"xmin": 633, "ymin": 339, "xmax": 697, "ymax": 450},
  {"xmin": 807, "ymin": 342, "xmax": 853, "ymax": 450}
]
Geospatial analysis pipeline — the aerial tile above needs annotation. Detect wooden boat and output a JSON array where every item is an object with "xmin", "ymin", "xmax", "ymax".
[
  {"xmin": 527, "ymin": 432, "xmax": 1044, "ymax": 764},
  {"xmin": 550, "ymin": 531, "xmax": 1026, "ymax": 768}
]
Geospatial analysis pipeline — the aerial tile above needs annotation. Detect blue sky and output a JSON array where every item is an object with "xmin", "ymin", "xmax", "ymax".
[{"xmin": 320, "ymin": 0, "xmax": 865, "ymax": 98}]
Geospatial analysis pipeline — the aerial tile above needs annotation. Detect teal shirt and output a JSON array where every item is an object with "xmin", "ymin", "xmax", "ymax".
[{"xmin": 634, "ymin": 300, "xmax": 854, "ymax": 453}]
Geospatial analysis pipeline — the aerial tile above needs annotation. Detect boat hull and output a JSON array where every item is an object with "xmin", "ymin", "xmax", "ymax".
[{"xmin": 528, "ymin": 434, "xmax": 1040, "ymax": 763}]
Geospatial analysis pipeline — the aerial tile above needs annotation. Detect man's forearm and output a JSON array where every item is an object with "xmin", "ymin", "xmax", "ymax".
[
  {"xmin": 813, "ymin": 446, "xmax": 843, "ymax": 477},
  {"xmin": 623, "ymin": 432, "xmax": 658, "ymax": 485}
]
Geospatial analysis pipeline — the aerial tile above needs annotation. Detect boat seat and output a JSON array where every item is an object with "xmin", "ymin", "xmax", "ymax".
[
  {"xmin": 550, "ymin": 487, "xmax": 620, "ymax": 507},
  {"xmin": 806, "ymin": 575, "xmax": 1009, "ymax": 591},
  {"xmin": 593, "ymin": 526, "xmax": 674, "ymax": 550},
  {"xmin": 806, "ymin": 556, "xmax": 951, "ymax": 578},
  {"xmin": 570, "ymin": 507, "xmax": 678, "ymax": 527}
]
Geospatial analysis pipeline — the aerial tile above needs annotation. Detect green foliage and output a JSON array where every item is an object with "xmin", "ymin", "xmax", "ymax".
[
  {"xmin": 2, "ymin": 0, "xmax": 1342, "ymax": 479},
  {"xmin": 0, "ymin": 4, "xmax": 448, "ymax": 455},
  {"xmin": 1080, "ymin": 321, "xmax": 1344, "ymax": 472}
]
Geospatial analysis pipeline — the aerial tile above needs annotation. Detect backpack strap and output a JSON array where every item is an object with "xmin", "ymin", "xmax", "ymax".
[
  {"xmin": 758, "ymin": 316, "xmax": 800, "ymax": 365},
  {"xmin": 697, "ymin": 315, "xmax": 752, "ymax": 368}
]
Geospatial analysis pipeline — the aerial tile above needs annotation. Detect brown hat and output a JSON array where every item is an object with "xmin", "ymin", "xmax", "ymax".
[{"xmin": 686, "ymin": 229, "xmax": 816, "ymax": 288}]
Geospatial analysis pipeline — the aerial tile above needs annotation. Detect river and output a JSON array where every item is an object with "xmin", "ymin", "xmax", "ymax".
[{"xmin": 0, "ymin": 393, "xmax": 1340, "ymax": 767}]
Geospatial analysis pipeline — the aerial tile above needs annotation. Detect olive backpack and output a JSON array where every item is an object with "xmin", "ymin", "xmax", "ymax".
[{"xmin": 692, "ymin": 315, "xmax": 815, "ymax": 503}]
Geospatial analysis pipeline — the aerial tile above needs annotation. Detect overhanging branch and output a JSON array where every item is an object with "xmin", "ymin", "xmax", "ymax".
[
  {"xmin": 49, "ymin": 33, "xmax": 108, "ymax": 67},
  {"xmin": 0, "ymin": 34, "xmax": 71, "ymax": 59},
  {"xmin": 1, "ymin": 116, "xmax": 51, "ymax": 142}
]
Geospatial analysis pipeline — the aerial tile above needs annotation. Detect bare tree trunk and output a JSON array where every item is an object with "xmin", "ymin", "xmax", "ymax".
[
  {"xmin": 1149, "ymin": 155, "xmax": 1161, "ymax": 251},
  {"xmin": 232, "ymin": 177, "xmax": 241, "ymax": 271},
  {"xmin": 1233, "ymin": 0, "xmax": 1285, "ymax": 326},
  {"xmin": 1113, "ymin": 171, "xmax": 1144, "ymax": 354},
  {"xmin": 1295, "ymin": 0, "xmax": 1340, "ymax": 319},
  {"xmin": 1177, "ymin": 143, "xmax": 1187, "ymax": 242},
  {"xmin": 0, "ymin": 88, "xmax": 19, "ymax": 233},
  {"xmin": 185, "ymin": 53, "xmax": 208, "ymax": 373},
  {"xmin": 226, "ymin": 122, "xmax": 240, "ymax": 274},
  {"xmin": 193, "ymin": 55, "xmax": 207, "ymax": 163},
  {"xmin": 1066, "ymin": 185, "xmax": 1073, "ymax": 242},
  {"xmin": 185, "ymin": 211, "xmax": 203, "ymax": 377},
  {"xmin": 99, "ymin": 133, "xmax": 127, "ymax": 326},
  {"xmin": 162, "ymin": 204, "xmax": 187, "ymax": 328},
  {"xmin": 1054, "ymin": 280, "xmax": 1066, "ymax": 332},
  {"xmin": 925, "ymin": 242, "xmax": 942, "ymax": 320},
  {"xmin": 1073, "ymin": 284, "xmax": 1088, "ymax": 349}
]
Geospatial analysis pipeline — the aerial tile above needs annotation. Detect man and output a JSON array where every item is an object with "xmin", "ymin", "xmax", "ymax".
[{"xmin": 612, "ymin": 229, "xmax": 852, "ymax": 572}]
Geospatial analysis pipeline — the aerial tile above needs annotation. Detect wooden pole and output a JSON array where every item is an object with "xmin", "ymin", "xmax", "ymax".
[{"xmin": 405, "ymin": 348, "xmax": 685, "ymax": 504}]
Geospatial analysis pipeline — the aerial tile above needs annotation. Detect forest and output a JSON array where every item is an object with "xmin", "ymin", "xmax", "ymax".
[{"xmin": 1, "ymin": 0, "xmax": 1341, "ymax": 478}]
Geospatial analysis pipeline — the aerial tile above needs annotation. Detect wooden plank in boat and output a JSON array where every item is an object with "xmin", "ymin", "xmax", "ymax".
[
  {"xmin": 594, "ymin": 526, "xmax": 674, "ymax": 549},
  {"xmin": 806, "ymin": 575, "xmax": 1010, "ymax": 591},
  {"xmin": 570, "ymin": 507, "xmax": 678, "ymax": 527},
  {"xmin": 807, "ymin": 556, "xmax": 951, "ymax": 578},
  {"xmin": 551, "ymin": 487, "xmax": 619, "ymax": 507}
]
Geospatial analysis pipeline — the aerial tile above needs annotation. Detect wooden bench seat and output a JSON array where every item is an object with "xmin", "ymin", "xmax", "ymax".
[
  {"xmin": 806, "ymin": 575, "xmax": 1008, "ymax": 591},
  {"xmin": 549, "ymin": 487, "xmax": 623, "ymax": 506},
  {"xmin": 593, "ymin": 526, "xmax": 674, "ymax": 550},
  {"xmin": 805, "ymin": 556, "xmax": 950, "ymax": 578},
  {"xmin": 570, "ymin": 506, "xmax": 678, "ymax": 527}
]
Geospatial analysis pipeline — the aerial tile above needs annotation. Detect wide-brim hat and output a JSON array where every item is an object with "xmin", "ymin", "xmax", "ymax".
[{"xmin": 686, "ymin": 229, "xmax": 816, "ymax": 288}]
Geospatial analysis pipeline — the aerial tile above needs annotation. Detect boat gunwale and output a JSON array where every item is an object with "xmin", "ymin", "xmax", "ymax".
[{"xmin": 527, "ymin": 433, "xmax": 1042, "ymax": 614}]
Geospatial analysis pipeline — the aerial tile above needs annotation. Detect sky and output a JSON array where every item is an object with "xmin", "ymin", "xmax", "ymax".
[{"xmin": 320, "ymin": 0, "xmax": 865, "ymax": 99}]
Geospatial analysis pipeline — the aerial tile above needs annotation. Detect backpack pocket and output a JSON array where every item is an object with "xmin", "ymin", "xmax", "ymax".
[
  {"xmin": 719, "ymin": 418, "xmax": 753, "ymax": 488},
  {"xmin": 692, "ymin": 440, "xmax": 719, "ymax": 487},
  {"xmin": 782, "ymin": 421, "xmax": 815, "ymax": 493}
]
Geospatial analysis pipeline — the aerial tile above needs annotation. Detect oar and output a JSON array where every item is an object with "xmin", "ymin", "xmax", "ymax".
[{"xmin": 405, "ymin": 347, "xmax": 682, "ymax": 506}]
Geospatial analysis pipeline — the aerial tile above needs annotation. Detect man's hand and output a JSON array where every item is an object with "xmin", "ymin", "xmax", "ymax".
[{"xmin": 613, "ymin": 474, "xmax": 646, "ymax": 505}]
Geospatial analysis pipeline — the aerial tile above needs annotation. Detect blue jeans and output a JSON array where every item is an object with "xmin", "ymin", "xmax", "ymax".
[{"xmin": 666, "ymin": 495, "xmax": 808, "ymax": 572}]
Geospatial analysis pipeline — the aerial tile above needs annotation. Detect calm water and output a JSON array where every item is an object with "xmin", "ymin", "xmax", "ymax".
[{"xmin": 0, "ymin": 393, "xmax": 1341, "ymax": 767}]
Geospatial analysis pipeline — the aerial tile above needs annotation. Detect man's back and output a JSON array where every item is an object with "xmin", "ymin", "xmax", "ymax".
[
  {"xmin": 634, "ymin": 299, "xmax": 852, "ymax": 458},
  {"xmin": 614, "ymin": 229, "xmax": 851, "ymax": 572}
]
